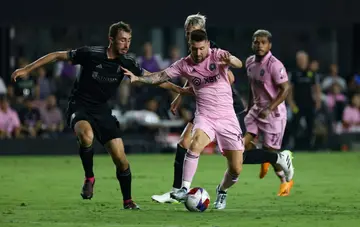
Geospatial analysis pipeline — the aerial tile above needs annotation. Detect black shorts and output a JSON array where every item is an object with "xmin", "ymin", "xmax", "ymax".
[
  {"xmin": 187, "ymin": 111, "xmax": 247, "ymax": 134},
  {"xmin": 66, "ymin": 102, "xmax": 122, "ymax": 145}
]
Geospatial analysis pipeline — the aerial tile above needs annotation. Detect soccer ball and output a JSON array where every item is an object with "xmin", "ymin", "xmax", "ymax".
[{"xmin": 184, "ymin": 187, "xmax": 210, "ymax": 212}]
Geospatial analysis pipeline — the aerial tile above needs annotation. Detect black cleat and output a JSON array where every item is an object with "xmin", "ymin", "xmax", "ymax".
[
  {"xmin": 123, "ymin": 200, "xmax": 140, "ymax": 210},
  {"xmin": 81, "ymin": 179, "xmax": 95, "ymax": 200}
]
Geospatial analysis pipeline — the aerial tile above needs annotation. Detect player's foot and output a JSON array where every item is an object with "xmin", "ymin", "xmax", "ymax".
[
  {"xmin": 170, "ymin": 187, "xmax": 188, "ymax": 202},
  {"xmin": 214, "ymin": 185, "xmax": 227, "ymax": 210},
  {"xmin": 278, "ymin": 180, "xmax": 294, "ymax": 196},
  {"xmin": 151, "ymin": 190, "xmax": 181, "ymax": 204},
  {"xmin": 81, "ymin": 178, "xmax": 95, "ymax": 200},
  {"xmin": 123, "ymin": 200, "xmax": 140, "ymax": 210},
  {"xmin": 259, "ymin": 162, "xmax": 271, "ymax": 179},
  {"xmin": 277, "ymin": 150, "xmax": 294, "ymax": 182}
]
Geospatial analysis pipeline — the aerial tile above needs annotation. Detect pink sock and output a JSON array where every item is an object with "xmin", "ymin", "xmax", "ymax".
[
  {"xmin": 182, "ymin": 150, "xmax": 200, "ymax": 189},
  {"xmin": 275, "ymin": 171, "xmax": 286, "ymax": 183},
  {"xmin": 86, "ymin": 177, "xmax": 95, "ymax": 184},
  {"xmin": 220, "ymin": 170, "xmax": 239, "ymax": 191}
]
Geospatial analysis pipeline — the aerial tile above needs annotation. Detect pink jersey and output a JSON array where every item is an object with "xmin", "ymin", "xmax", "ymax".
[
  {"xmin": 343, "ymin": 106, "xmax": 360, "ymax": 125},
  {"xmin": 246, "ymin": 51, "xmax": 288, "ymax": 121},
  {"xmin": 165, "ymin": 48, "xmax": 234, "ymax": 118},
  {"xmin": 0, "ymin": 108, "xmax": 20, "ymax": 134}
]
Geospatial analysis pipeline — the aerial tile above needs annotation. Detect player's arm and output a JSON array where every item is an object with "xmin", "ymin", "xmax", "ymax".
[
  {"xmin": 11, "ymin": 52, "xmax": 69, "ymax": 81},
  {"xmin": 269, "ymin": 82, "xmax": 290, "ymax": 111},
  {"xmin": 228, "ymin": 55, "xmax": 243, "ymax": 68},
  {"xmin": 142, "ymin": 69, "xmax": 191, "ymax": 95}
]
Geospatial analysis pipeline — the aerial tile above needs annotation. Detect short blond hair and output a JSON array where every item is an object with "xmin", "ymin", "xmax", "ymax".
[{"xmin": 184, "ymin": 13, "xmax": 207, "ymax": 30}]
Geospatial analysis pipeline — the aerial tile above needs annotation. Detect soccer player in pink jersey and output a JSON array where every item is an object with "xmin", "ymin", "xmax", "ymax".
[
  {"xmin": 122, "ymin": 29, "xmax": 294, "ymax": 209},
  {"xmin": 244, "ymin": 29, "xmax": 294, "ymax": 196}
]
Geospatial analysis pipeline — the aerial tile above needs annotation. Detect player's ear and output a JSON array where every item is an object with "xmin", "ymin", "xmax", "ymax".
[
  {"xmin": 269, "ymin": 42, "xmax": 272, "ymax": 50},
  {"xmin": 109, "ymin": 37, "xmax": 114, "ymax": 44}
]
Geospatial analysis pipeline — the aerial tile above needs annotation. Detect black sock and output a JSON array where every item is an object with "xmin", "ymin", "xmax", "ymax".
[
  {"xmin": 116, "ymin": 167, "xmax": 132, "ymax": 201},
  {"xmin": 79, "ymin": 145, "xmax": 94, "ymax": 178},
  {"xmin": 172, "ymin": 144, "xmax": 187, "ymax": 189},
  {"xmin": 243, "ymin": 149, "xmax": 278, "ymax": 164}
]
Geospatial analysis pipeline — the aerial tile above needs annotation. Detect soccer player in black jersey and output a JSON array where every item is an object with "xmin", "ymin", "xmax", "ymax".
[{"xmin": 11, "ymin": 21, "xmax": 187, "ymax": 209}]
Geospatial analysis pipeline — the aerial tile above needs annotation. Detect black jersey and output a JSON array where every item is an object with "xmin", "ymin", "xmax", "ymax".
[{"xmin": 68, "ymin": 46, "xmax": 143, "ymax": 108}]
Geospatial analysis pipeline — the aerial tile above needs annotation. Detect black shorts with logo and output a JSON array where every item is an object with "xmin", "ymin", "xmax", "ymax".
[{"xmin": 66, "ymin": 101, "xmax": 122, "ymax": 145}]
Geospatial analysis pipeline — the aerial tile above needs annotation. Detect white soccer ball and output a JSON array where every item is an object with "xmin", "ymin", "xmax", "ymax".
[{"xmin": 184, "ymin": 187, "xmax": 210, "ymax": 212}]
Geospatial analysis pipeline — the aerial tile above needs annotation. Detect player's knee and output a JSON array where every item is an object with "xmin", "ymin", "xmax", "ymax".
[
  {"xmin": 77, "ymin": 128, "xmax": 94, "ymax": 146},
  {"xmin": 229, "ymin": 164, "xmax": 242, "ymax": 176},
  {"xmin": 189, "ymin": 137, "xmax": 205, "ymax": 154},
  {"xmin": 178, "ymin": 138, "xmax": 191, "ymax": 150}
]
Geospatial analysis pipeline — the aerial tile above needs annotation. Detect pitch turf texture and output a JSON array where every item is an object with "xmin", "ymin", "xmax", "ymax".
[{"xmin": 1, "ymin": 152, "xmax": 359, "ymax": 227}]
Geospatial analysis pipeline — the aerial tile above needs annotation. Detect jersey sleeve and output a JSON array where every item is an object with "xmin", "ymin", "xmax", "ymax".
[
  {"xmin": 126, "ymin": 57, "xmax": 144, "ymax": 76},
  {"xmin": 271, "ymin": 61, "xmax": 288, "ymax": 85},
  {"xmin": 164, "ymin": 59, "xmax": 184, "ymax": 79},
  {"xmin": 68, "ymin": 46, "xmax": 90, "ymax": 65}
]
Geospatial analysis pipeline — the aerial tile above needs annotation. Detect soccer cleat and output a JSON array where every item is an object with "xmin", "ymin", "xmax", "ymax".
[
  {"xmin": 170, "ymin": 187, "xmax": 188, "ymax": 203},
  {"xmin": 81, "ymin": 178, "xmax": 95, "ymax": 200},
  {"xmin": 123, "ymin": 200, "xmax": 140, "ymax": 210},
  {"xmin": 277, "ymin": 150, "xmax": 294, "ymax": 182},
  {"xmin": 278, "ymin": 180, "xmax": 294, "ymax": 196},
  {"xmin": 214, "ymin": 185, "xmax": 227, "ymax": 210},
  {"xmin": 151, "ymin": 190, "xmax": 181, "ymax": 204},
  {"xmin": 259, "ymin": 162, "xmax": 271, "ymax": 179}
]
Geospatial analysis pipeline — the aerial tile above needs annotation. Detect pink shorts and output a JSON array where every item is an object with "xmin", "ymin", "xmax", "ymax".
[
  {"xmin": 244, "ymin": 113, "xmax": 286, "ymax": 150},
  {"xmin": 192, "ymin": 115, "xmax": 244, "ymax": 152}
]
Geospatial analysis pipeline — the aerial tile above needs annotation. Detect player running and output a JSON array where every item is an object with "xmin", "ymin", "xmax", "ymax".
[
  {"xmin": 244, "ymin": 29, "xmax": 294, "ymax": 196},
  {"xmin": 11, "ymin": 21, "xmax": 187, "ymax": 210},
  {"xmin": 122, "ymin": 29, "xmax": 294, "ymax": 209},
  {"xmin": 151, "ymin": 14, "xmax": 294, "ymax": 203}
]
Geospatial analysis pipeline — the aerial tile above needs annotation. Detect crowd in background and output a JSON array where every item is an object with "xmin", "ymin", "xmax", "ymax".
[{"xmin": 0, "ymin": 41, "xmax": 359, "ymax": 151}]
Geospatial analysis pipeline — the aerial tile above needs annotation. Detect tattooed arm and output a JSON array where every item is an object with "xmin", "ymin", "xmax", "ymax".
[{"xmin": 136, "ymin": 70, "xmax": 170, "ymax": 85}]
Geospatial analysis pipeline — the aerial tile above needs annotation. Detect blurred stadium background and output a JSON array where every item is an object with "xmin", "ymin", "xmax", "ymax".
[{"xmin": 0, "ymin": 1, "xmax": 360, "ymax": 226}]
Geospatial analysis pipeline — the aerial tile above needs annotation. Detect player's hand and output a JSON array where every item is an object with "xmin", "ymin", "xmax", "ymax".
[
  {"xmin": 217, "ymin": 51, "xmax": 231, "ymax": 66},
  {"xmin": 180, "ymin": 86, "xmax": 194, "ymax": 95},
  {"xmin": 11, "ymin": 68, "xmax": 29, "ymax": 82},
  {"xmin": 170, "ymin": 96, "xmax": 182, "ymax": 115},
  {"xmin": 120, "ymin": 67, "xmax": 139, "ymax": 83},
  {"xmin": 259, "ymin": 107, "xmax": 271, "ymax": 119}
]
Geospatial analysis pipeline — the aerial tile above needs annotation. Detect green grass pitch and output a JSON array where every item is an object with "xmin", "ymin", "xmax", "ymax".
[{"xmin": 1, "ymin": 152, "xmax": 360, "ymax": 227}]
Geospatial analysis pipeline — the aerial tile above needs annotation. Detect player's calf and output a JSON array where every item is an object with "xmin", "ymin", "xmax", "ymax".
[
  {"xmin": 105, "ymin": 138, "xmax": 139, "ymax": 209},
  {"xmin": 74, "ymin": 121, "xmax": 96, "ymax": 199}
]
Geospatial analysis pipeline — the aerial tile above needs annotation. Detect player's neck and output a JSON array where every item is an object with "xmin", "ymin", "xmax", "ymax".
[{"xmin": 107, "ymin": 46, "xmax": 118, "ymax": 59}]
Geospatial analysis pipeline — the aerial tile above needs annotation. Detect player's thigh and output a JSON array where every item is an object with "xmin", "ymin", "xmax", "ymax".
[
  {"xmin": 67, "ymin": 107, "xmax": 95, "ymax": 145},
  {"xmin": 244, "ymin": 132, "xmax": 256, "ymax": 150},
  {"xmin": 179, "ymin": 121, "xmax": 193, "ymax": 149},
  {"xmin": 95, "ymin": 114, "xmax": 122, "ymax": 146},
  {"xmin": 262, "ymin": 119, "xmax": 286, "ymax": 150},
  {"xmin": 190, "ymin": 116, "xmax": 216, "ymax": 152},
  {"xmin": 216, "ymin": 116, "xmax": 244, "ymax": 153}
]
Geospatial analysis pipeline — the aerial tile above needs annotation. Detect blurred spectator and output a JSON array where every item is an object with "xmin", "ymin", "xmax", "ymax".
[
  {"xmin": 8, "ymin": 58, "xmax": 38, "ymax": 103},
  {"xmin": 0, "ymin": 96, "xmax": 21, "ymax": 139},
  {"xmin": 0, "ymin": 77, "xmax": 7, "ymax": 95},
  {"xmin": 341, "ymin": 93, "xmax": 360, "ymax": 132},
  {"xmin": 40, "ymin": 95, "xmax": 64, "ymax": 136},
  {"xmin": 288, "ymin": 50, "xmax": 321, "ymax": 150},
  {"xmin": 162, "ymin": 46, "xmax": 181, "ymax": 69},
  {"xmin": 137, "ymin": 42, "xmax": 162, "ymax": 72},
  {"xmin": 322, "ymin": 64, "xmax": 347, "ymax": 93},
  {"xmin": 18, "ymin": 98, "xmax": 42, "ymax": 138},
  {"xmin": 347, "ymin": 72, "xmax": 360, "ymax": 97},
  {"xmin": 36, "ymin": 67, "xmax": 52, "ymax": 100},
  {"xmin": 313, "ymin": 92, "xmax": 332, "ymax": 150},
  {"xmin": 325, "ymin": 83, "xmax": 347, "ymax": 121}
]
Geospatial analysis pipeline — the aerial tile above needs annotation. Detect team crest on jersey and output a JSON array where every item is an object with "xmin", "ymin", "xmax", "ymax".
[
  {"xmin": 192, "ymin": 77, "xmax": 202, "ymax": 86},
  {"xmin": 260, "ymin": 69, "xmax": 265, "ymax": 76},
  {"xmin": 209, "ymin": 63, "xmax": 216, "ymax": 71}
]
